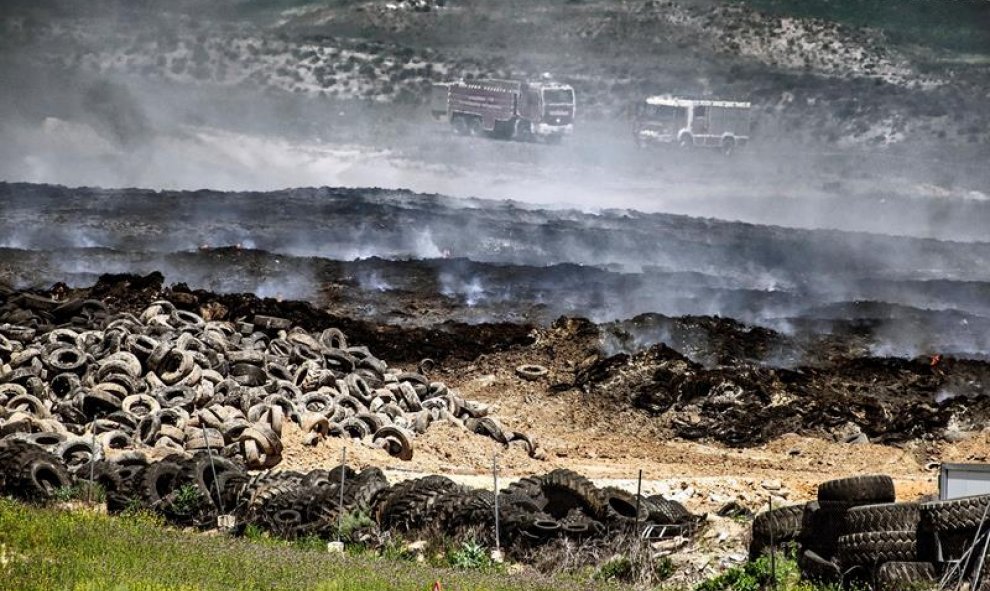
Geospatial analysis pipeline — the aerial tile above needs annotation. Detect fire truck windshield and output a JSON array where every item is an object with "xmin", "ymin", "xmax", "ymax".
[{"xmin": 542, "ymin": 88, "xmax": 574, "ymax": 105}]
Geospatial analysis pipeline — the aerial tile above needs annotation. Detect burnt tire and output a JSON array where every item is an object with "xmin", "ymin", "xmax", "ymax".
[
  {"xmin": 875, "ymin": 561, "xmax": 936, "ymax": 591},
  {"xmin": 818, "ymin": 475, "xmax": 895, "ymax": 504},
  {"xmin": 837, "ymin": 530, "xmax": 917, "ymax": 568},
  {"xmin": 540, "ymin": 469, "xmax": 605, "ymax": 521},
  {"xmin": 845, "ymin": 502, "xmax": 920, "ymax": 534}
]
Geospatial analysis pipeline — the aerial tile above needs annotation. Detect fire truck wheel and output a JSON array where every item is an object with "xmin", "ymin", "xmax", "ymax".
[
  {"xmin": 467, "ymin": 117, "xmax": 482, "ymax": 136},
  {"xmin": 678, "ymin": 134, "xmax": 694, "ymax": 149},
  {"xmin": 451, "ymin": 116, "xmax": 468, "ymax": 135}
]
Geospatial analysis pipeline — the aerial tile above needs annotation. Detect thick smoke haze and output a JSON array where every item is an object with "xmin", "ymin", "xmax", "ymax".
[{"xmin": 1, "ymin": 1, "xmax": 989, "ymax": 359}]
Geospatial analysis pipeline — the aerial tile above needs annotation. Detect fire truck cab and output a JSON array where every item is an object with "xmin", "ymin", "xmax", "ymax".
[{"xmin": 634, "ymin": 96, "xmax": 751, "ymax": 154}]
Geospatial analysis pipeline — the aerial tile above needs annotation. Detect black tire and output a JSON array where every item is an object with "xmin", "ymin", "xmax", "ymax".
[
  {"xmin": 140, "ymin": 461, "xmax": 184, "ymax": 507},
  {"xmin": 76, "ymin": 460, "xmax": 124, "ymax": 494},
  {"xmin": 442, "ymin": 489, "xmax": 495, "ymax": 530},
  {"xmin": 920, "ymin": 495, "xmax": 990, "ymax": 533},
  {"xmin": 845, "ymin": 502, "xmax": 919, "ymax": 534},
  {"xmin": 502, "ymin": 476, "xmax": 548, "ymax": 511},
  {"xmin": 646, "ymin": 495, "xmax": 696, "ymax": 525},
  {"xmin": 750, "ymin": 502, "xmax": 807, "ymax": 560},
  {"xmin": 8, "ymin": 450, "xmax": 72, "ymax": 501},
  {"xmin": 875, "ymin": 561, "xmax": 936, "ymax": 591},
  {"xmin": 818, "ymin": 475, "xmax": 895, "ymax": 504},
  {"xmin": 798, "ymin": 549, "xmax": 841, "ymax": 585},
  {"xmin": 183, "ymin": 456, "xmax": 241, "ymax": 509},
  {"xmin": 342, "ymin": 467, "xmax": 388, "ymax": 514},
  {"xmin": 800, "ymin": 501, "xmax": 843, "ymax": 559},
  {"xmin": 539, "ymin": 469, "xmax": 605, "ymax": 521},
  {"xmin": 837, "ymin": 530, "xmax": 917, "ymax": 568},
  {"xmin": 600, "ymin": 486, "xmax": 648, "ymax": 526},
  {"xmin": 753, "ymin": 503, "xmax": 806, "ymax": 540},
  {"xmin": 378, "ymin": 476, "xmax": 462, "ymax": 531}
]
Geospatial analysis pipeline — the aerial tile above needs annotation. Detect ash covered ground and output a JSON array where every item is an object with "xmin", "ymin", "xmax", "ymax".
[{"xmin": 1, "ymin": 1, "xmax": 990, "ymax": 578}]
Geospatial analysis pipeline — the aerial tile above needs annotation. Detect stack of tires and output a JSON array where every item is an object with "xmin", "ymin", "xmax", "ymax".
[
  {"xmin": 918, "ymin": 495, "xmax": 990, "ymax": 586},
  {"xmin": 750, "ymin": 475, "xmax": 943, "ymax": 590}
]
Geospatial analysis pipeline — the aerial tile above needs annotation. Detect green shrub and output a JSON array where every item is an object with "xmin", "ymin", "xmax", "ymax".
[
  {"xmin": 593, "ymin": 555, "xmax": 634, "ymax": 583},
  {"xmin": 447, "ymin": 540, "xmax": 499, "ymax": 572}
]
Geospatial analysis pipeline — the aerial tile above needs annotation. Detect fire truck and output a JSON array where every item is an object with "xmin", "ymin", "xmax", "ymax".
[
  {"xmin": 430, "ymin": 77, "xmax": 575, "ymax": 143},
  {"xmin": 633, "ymin": 95, "xmax": 751, "ymax": 154}
]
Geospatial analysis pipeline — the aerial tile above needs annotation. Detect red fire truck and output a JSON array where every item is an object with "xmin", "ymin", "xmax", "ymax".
[{"xmin": 430, "ymin": 77, "xmax": 575, "ymax": 143}]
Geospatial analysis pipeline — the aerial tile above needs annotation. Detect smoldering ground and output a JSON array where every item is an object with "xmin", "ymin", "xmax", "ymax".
[{"xmin": 1, "ymin": 1, "xmax": 989, "ymax": 361}]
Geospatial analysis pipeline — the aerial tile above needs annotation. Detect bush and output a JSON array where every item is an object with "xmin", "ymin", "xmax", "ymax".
[
  {"xmin": 694, "ymin": 552, "xmax": 842, "ymax": 591},
  {"xmin": 447, "ymin": 540, "xmax": 499, "ymax": 572},
  {"xmin": 593, "ymin": 555, "xmax": 634, "ymax": 583}
]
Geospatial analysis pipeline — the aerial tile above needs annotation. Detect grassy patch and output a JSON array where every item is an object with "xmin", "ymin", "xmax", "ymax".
[
  {"xmin": 0, "ymin": 498, "xmax": 614, "ymax": 591},
  {"xmin": 736, "ymin": 0, "xmax": 990, "ymax": 54},
  {"xmin": 693, "ymin": 553, "xmax": 839, "ymax": 591}
]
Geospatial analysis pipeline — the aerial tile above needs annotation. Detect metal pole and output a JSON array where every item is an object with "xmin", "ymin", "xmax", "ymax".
[
  {"xmin": 635, "ymin": 469, "xmax": 643, "ymax": 536},
  {"xmin": 201, "ymin": 425, "xmax": 225, "ymax": 515},
  {"xmin": 972, "ymin": 527, "xmax": 990, "ymax": 591},
  {"xmin": 337, "ymin": 447, "xmax": 347, "ymax": 544},
  {"xmin": 88, "ymin": 428, "xmax": 98, "ymax": 504},
  {"xmin": 493, "ymin": 452, "xmax": 500, "ymax": 552},
  {"xmin": 769, "ymin": 495, "xmax": 777, "ymax": 591},
  {"xmin": 968, "ymin": 501, "xmax": 990, "ymax": 589}
]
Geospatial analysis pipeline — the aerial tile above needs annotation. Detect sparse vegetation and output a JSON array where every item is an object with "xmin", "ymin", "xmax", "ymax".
[
  {"xmin": 738, "ymin": 0, "xmax": 990, "ymax": 53},
  {"xmin": 0, "ymin": 499, "xmax": 613, "ymax": 591},
  {"xmin": 693, "ymin": 553, "xmax": 840, "ymax": 591}
]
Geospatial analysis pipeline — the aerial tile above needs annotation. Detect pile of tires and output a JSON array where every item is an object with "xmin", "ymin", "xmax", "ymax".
[
  {"xmin": 0, "ymin": 435, "xmax": 701, "ymax": 553},
  {"xmin": 0, "ymin": 296, "xmax": 541, "ymax": 472},
  {"xmin": 369, "ymin": 467, "xmax": 700, "ymax": 550},
  {"xmin": 749, "ymin": 474, "xmax": 983, "ymax": 590}
]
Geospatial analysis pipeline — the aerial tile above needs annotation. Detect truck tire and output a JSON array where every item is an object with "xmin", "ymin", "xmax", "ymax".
[
  {"xmin": 540, "ymin": 469, "xmax": 605, "ymax": 521},
  {"xmin": 818, "ymin": 475, "xmax": 895, "ymax": 504},
  {"xmin": 720, "ymin": 136, "xmax": 736, "ymax": 156},
  {"xmin": 875, "ymin": 561, "xmax": 936, "ymax": 591},
  {"xmin": 452, "ymin": 116, "xmax": 468, "ymax": 136},
  {"xmin": 467, "ymin": 117, "xmax": 482, "ymax": 137},
  {"xmin": 920, "ymin": 495, "xmax": 990, "ymax": 533},
  {"xmin": 837, "ymin": 530, "xmax": 917, "ymax": 568},
  {"xmin": 753, "ymin": 503, "xmax": 806, "ymax": 540},
  {"xmin": 515, "ymin": 120, "xmax": 533, "ymax": 142},
  {"xmin": 845, "ymin": 502, "xmax": 920, "ymax": 534}
]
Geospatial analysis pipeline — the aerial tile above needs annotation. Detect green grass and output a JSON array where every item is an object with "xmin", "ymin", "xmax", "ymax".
[
  {"xmin": 736, "ymin": 0, "xmax": 990, "ymax": 54},
  {"xmin": 0, "ymin": 499, "xmax": 621, "ymax": 591},
  {"xmin": 692, "ymin": 553, "xmax": 841, "ymax": 591}
]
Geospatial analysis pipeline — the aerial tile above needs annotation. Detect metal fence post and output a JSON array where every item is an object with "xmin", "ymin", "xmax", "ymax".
[
  {"xmin": 337, "ymin": 447, "xmax": 347, "ymax": 544},
  {"xmin": 493, "ymin": 452, "xmax": 500, "ymax": 553}
]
